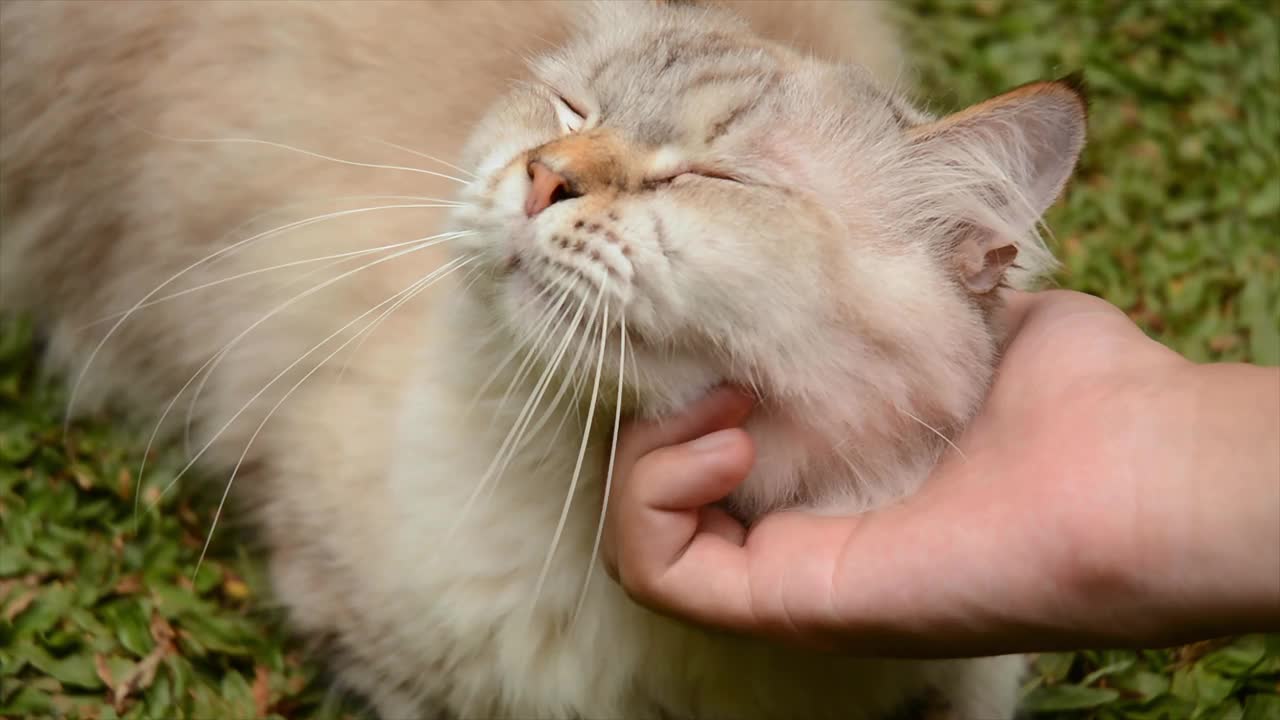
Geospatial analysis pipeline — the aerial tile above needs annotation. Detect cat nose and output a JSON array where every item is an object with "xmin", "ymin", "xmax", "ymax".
[{"xmin": 525, "ymin": 161, "xmax": 579, "ymax": 217}]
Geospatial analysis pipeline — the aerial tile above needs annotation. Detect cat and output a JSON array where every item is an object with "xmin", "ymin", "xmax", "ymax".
[{"xmin": 0, "ymin": 1, "xmax": 1086, "ymax": 718}]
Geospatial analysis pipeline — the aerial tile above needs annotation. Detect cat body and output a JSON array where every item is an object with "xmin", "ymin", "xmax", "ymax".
[{"xmin": 1, "ymin": 1, "xmax": 1085, "ymax": 718}]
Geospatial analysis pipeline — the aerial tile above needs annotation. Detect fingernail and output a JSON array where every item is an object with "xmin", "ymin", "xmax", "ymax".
[{"xmin": 688, "ymin": 428, "xmax": 737, "ymax": 454}]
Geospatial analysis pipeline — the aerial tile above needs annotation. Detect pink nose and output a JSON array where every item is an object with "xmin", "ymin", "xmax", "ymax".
[{"xmin": 525, "ymin": 161, "xmax": 576, "ymax": 217}]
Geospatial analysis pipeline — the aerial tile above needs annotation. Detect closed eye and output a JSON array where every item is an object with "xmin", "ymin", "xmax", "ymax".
[
  {"xmin": 680, "ymin": 168, "xmax": 743, "ymax": 184},
  {"xmin": 551, "ymin": 93, "xmax": 586, "ymax": 134},
  {"xmin": 642, "ymin": 168, "xmax": 745, "ymax": 192}
]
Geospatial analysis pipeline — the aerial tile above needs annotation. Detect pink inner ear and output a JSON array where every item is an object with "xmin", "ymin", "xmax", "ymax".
[
  {"xmin": 962, "ymin": 242, "xmax": 1019, "ymax": 294},
  {"xmin": 986, "ymin": 244, "xmax": 1018, "ymax": 272}
]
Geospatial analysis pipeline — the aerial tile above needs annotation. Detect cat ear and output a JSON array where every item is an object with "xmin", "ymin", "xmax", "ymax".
[
  {"xmin": 907, "ymin": 75, "xmax": 1087, "ymax": 293},
  {"xmin": 950, "ymin": 224, "xmax": 1020, "ymax": 294}
]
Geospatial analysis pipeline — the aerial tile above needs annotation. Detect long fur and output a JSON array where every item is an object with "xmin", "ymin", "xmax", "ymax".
[{"xmin": 0, "ymin": 1, "xmax": 1084, "ymax": 718}]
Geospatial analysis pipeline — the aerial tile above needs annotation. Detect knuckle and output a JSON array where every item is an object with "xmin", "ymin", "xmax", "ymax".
[{"xmin": 616, "ymin": 559, "xmax": 658, "ymax": 600}]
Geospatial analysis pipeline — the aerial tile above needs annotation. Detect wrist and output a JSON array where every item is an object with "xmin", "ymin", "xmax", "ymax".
[{"xmin": 1110, "ymin": 360, "xmax": 1280, "ymax": 644}]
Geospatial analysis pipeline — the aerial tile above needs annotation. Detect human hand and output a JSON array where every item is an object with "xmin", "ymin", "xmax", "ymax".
[{"xmin": 601, "ymin": 290, "xmax": 1280, "ymax": 657}]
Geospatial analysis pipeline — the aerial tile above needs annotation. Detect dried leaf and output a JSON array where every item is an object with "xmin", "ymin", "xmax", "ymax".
[
  {"xmin": 93, "ymin": 654, "xmax": 114, "ymax": 691},
  {"xmin": 149, "ymin": 612, "xmax": 176, "ymax": 646},
  {"xmin": 3, "ymin": 588, "xmax": 37, "ymax": 622},
  {"xmin": 253, "ymin": 665, "xmax": 272, "ymax": 717},
  {"xmin": 69, "ymin": 463, "xmax": 96, "ymax": 491},
  {"xmin": 111, "ymin": 574, "xmax": 141, "ymax": 596},
  {"xmin": 96, "ymin": 613, "xmax": 179, "ymax": 712},
  {"xmin": 116, "ymin": 467, "xmax": 134, "ymax": 500}
]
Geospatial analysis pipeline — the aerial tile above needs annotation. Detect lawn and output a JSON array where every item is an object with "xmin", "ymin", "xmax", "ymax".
[{"xmin": 2, "ymin": 0, "xmax": 1278, "ymax": 718}]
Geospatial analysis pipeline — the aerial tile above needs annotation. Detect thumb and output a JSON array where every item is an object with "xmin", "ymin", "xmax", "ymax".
[{"xmin": 602, "ymin": 386, "xmax": 754, "ymax": 587}]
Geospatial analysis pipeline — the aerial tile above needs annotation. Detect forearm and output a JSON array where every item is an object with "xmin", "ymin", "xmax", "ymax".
[{"xmin": 1135, "ymin": 361, "xmax": 1280, "ymax": 642}]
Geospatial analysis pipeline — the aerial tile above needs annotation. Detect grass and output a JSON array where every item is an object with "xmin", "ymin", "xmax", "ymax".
[{"xmin": 2, "ymin": 0, "xmax": 1277, "ymax": 718}]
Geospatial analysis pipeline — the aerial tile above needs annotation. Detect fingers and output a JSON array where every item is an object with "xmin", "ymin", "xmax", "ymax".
[
  {"xmin": 1000, "ymin": 288, "xmax": 1131, "ymax": 336},
  {"xmin": 602, "ymin": 387, "xmax": 759, "ymax": 626},
  {"xmin": 609, "ymin": 428, "xmax": 758, "ymax": 625},
  {"xmin": 614, "ymin": 385, "xmax": 754, "ymax": 474}
]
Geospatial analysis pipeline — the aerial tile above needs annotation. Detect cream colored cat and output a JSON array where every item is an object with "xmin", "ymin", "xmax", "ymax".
[{"xmin": 1, "ymin": 1, "xmax": 1086, "ymax": 718}]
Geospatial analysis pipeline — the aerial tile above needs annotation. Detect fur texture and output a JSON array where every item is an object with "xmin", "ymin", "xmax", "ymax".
[{"xmin": 0, "ymin": 1, "xmax": 1085, "ymax": 718}]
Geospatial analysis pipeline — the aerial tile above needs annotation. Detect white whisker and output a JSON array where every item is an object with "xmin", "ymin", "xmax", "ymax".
[
  {"xmin": 333, "ymin": 247, "xmax": 473, "ymax": 381},
  {"xmin": 191, "ymin": 256, "xmax": 476, "ymax": 576},
  {"xmin": 81, "ymin": 218, "xmax": 467, "ymax": 327},
  {"xmin": 137, "ymin": 232, "xmax": 470, "ymax": 514},
  {"xmin": 68, "ymin": 201, "xmax": 466, "ymax": 434},
  {"xmin": 530, "ymin": 283, "xmax": 609, "ymax": 616},
  {"xmin": 832, "ymin": 443, "xmax": 870, "ymax": 491},
  {"xmin": 518, "ymin": 284, "xmax": 607, "ymax": 457},
  {"xmin": 449, "ymin": 288, "xmax": 591, "ymax": 536},
  {"xmin": 485, "ymin": 285, "xmax": 603, "ymax": 502},
  {"xmin": 484, "ymin": 284, "xmax": 605, "ymax": 501},
  {"xmin": 182, "ymin": 228, "xmax": 470, "ymax": 440},
  {"xmin": 123, "ymin": 116, "xmax": 476, "ymax": 185},
  {"xmin": 365, "ymin": 137, "xmax": 479, "ymax": 180},
  {"xmin": 200, "ymin": 136, "xmax": 474, "ymax": 185},
  {"xmin": 522, "ymin": 301, "xmax": 604, "ymax": 478},
  {"xmin": 464, "ymin": 270, "xmax": 573, "ymax": 419},
  {"xmin": 573, "ymin": 313, "xmax": 626, "ymax": 627},
  {"xmin": 479, "ymin": 289, "xmax": 575, "ymax": 435},
  {"xmin": 900, "ymin": 408, "xmax": 968, "ymax": 462}
]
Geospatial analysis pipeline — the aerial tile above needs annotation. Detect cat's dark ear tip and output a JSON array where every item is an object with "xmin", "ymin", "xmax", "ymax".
[{"xmin": 1055, "ymin": 71, "xmax": 1089, "ymax": 110}]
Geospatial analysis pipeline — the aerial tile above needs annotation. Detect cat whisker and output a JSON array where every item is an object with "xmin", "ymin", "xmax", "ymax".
[
  {"xmin": 624, "ymin": 322, "xmax": 642, "ymax": 392},
  {"xmin": 832, "ymin": 443, "xmax": 870, "ymax": 492},
  {"xmin": 449, "ymin": 288, "xmax": 591, "ymax": 537},
  {"xmin": 464, "ymin": 270, "xmax": 574, "ymax": 420},
  {"xmin": 483, "ymin": 280, "xmax": 606, "ymax": 504},
  {"xmin": 204, "ymin": 135, "xmax": 474, "ymax": 185},
  {"xmin": 67, "ymin": 201, "xmax": 467, "ymax": 435},
  {"xmin": 192, "ymin": 255, "xmax": 477, "ymax": 577},
  {"xmin": 516, "ymin": 285, "xmax": 609, "ymax": 460},
  {"xmin": 572, "ymin": 312, "xmax": 626, "ymax": 628},
  {"xmin": 480, "ymin": 280, "xmax": 579, "ymax": 434},
  {"xmin": 899, "ymin": 408, "xmax": 969, "ymax": 462},
  {"xmin": 188, "ymin": 244, "xmax": 451, "ymax": 443},
  {"xmin": 136, "ymin": 232, "xmax": 471, "ymax": 517},
  {"xmin": 458, "ymin": 261, "xmax": 491, "ymax": 295},
  {"xmin": 115, "ymin": 111, "xmax": 476, "ymax": 186},
  {"xmin": 187, "ymin": 194, "xmax": 472, "ymax": 272},
  {"xmin": 486, "ymin": 282, "xmax": 605, "ymax": 504},
  {"xmin": 86, "ymin": 225, "xmax": 469, "ymax": 327},
  {"xmin": 80, "ymin": 194, "xmax": 461, "ymax": 331},
  {"xmin": 333, "ymin": 247, "xmax": 473, "ymax": 382},
  {"xmin": 523, "ymin": 299, "xmax": 605, "ymax": 478},
  {"xmin": 530, "ymin": 282, "xmax": 609, "ymax": 617},
  {"xmin": 365, "ymin": 137, "xmax": 480, "ymax": 181},
  {"xmin": 180, "ymin": 228, "xmax": 473, "ymax": 460}
]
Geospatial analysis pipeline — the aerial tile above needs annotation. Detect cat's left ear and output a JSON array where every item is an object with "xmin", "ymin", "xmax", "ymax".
[{"xmin": 907, "ymin": 75, "xmax": 1087, "ymax": 293}]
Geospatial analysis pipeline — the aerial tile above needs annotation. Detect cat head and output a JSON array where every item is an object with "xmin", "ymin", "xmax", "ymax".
[{"xmin": 450, "ymin": 0, "xmax": 1085, "ymax": 512}]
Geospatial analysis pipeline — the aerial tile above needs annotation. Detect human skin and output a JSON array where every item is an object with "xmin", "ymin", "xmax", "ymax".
[{"xmin": 601, "ymin": 289, "xmax": 1280, "ymax": 658}]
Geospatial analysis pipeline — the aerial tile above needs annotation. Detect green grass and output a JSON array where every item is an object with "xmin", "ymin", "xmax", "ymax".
[{"xmin": 2, "ymin": 0, "xmax": 1278, "ymax": 718}]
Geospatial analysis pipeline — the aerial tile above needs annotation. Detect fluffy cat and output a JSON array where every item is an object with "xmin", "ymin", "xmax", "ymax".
[{"xmin": 0, "ymin": 1, "xmax": 1086, "ymax": 718}]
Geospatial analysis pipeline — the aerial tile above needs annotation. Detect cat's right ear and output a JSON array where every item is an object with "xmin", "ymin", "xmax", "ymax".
[{"xmin": 905, "ymin": 76, "xmax": 1087, "ymax": 293}]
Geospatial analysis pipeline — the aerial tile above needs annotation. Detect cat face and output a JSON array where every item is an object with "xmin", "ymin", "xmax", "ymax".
[{"xmin": 450, "ymin": 1, "xmax": 1084, "ymax": 461}]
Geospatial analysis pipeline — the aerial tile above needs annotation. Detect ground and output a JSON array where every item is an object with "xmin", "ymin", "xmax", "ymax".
[{"xmin": 2, "ymin": 0, "xmax": 1277, "ymax": 718}]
